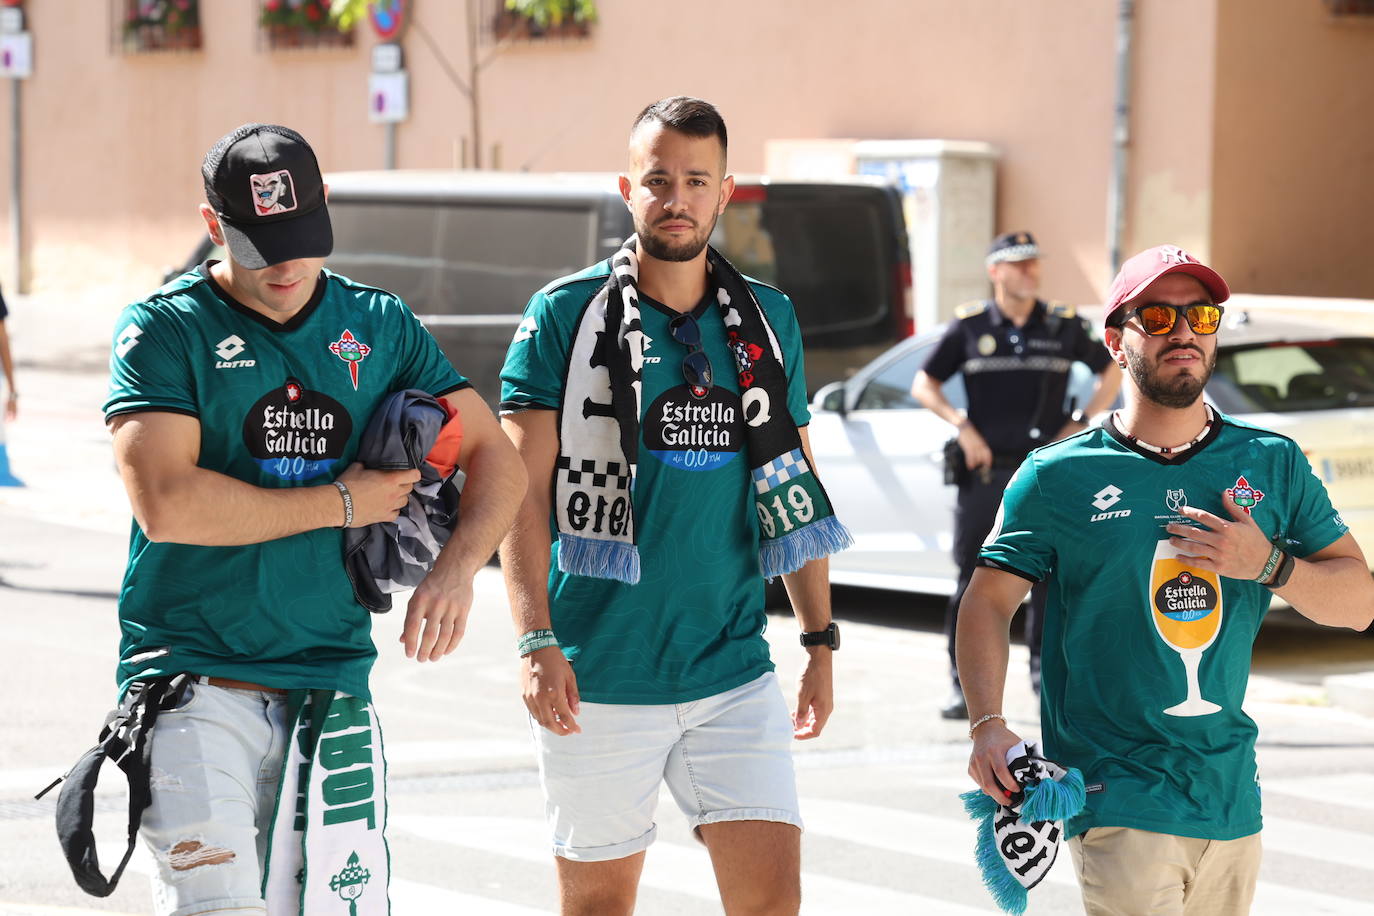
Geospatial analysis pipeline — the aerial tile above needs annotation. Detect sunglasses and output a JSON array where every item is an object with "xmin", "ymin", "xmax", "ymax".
[
  {"xmin": 668, "ymin": 313, "xmax": 713, "ymax": 396},
  {"xmin": 1128, "ymin": 303, "xmax": 1225, "ymax": 336}
]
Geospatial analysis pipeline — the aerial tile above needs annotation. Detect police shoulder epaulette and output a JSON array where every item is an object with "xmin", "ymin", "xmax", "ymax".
[
  {"xmin": 1047, "ymin": 301, "xmax": 1077, "ymax": 318},
  {"xmin": 953, "ymin": 300, "xmax": 989, "ymax": 320}
]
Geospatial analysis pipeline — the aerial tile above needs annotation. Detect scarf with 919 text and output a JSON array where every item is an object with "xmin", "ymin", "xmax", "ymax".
[{"xmin": 554, "ymin": 235, "xmax": 852, "ymax": 583}]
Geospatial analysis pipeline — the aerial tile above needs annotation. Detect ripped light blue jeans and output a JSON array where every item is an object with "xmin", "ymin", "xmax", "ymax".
[{"xmin": 140, "ymin": 681, "xmax": 290, "ymax": 916}]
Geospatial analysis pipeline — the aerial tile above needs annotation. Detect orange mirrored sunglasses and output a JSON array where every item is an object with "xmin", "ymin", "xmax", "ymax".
[{"xmin": 1130, "ymin": 303, "xmax": 1224, "ymax": 336}]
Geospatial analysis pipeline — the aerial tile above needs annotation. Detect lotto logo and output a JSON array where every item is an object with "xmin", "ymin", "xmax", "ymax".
[
  {"xmin": 214, "ymin": 334, "xmax": 256, "ymax": 369},
  {"xmin": 1092, "ymin": 485, "xmax": 1123, "ymax": 511},
  {"xmin": 215, "ymin": 335, "xmax": 247, "ymax": 361},
  {"xmin": 114, "ymin": 323, "xmax": 143, "ymax": 359}
]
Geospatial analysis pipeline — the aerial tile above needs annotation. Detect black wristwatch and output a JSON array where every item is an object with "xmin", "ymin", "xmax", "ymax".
[
  {"xmin": 800, "ymin": 622, "xmax": 840, "ymax": 650},
  {"xmin": 1263, "ymin": 551, "xmax": 1296, "ymax": 590}
]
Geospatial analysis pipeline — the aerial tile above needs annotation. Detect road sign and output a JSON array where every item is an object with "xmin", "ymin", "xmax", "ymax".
[
  {"xmin": 368, "ymin": 0, "xmax": 407, "ymax": 41},
  {"xmin": 368, "ymin": 71, "xmax": 408, "ymax": 123},
  {"xmin": 371, "ymin": 41, "xmax": 402, "ymax": 73},
  {"xmin": 0, "ymin": 32, "xmax": 31, "ymax": 79}
]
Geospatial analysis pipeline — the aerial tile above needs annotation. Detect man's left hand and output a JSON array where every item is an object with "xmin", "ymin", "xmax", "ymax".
[
  {"xmin": 794, "ymin": 647, "xmax": 834, "ymax": 740},
  {"xmin": 401, "ymin": 567, "xmax": 474, "ymax": 662},
  {"xmin": 1167, "ymin": 491, "xmax": 1273, "ymax": 580}
]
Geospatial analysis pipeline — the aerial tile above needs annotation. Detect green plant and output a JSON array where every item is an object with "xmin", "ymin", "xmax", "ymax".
[
  {"xmin": 504, "ymin": 0, "xmax": 597, "ymax": 28},
  {"xmin": 124, "ymin": 0, "xmax": 200, "ymax": 34},
  {"xmin": 261, "ymin": 0, "xmax": 337, "ymax": 32}
]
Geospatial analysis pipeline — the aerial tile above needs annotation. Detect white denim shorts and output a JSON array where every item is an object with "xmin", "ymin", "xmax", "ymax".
[
  {"xmin": 140, "ymin": 680, "xmax": 291, "ymax": 916},
  {"xmin": 532, "ymin": 671, "xmax": 803, "ymax": 862}
]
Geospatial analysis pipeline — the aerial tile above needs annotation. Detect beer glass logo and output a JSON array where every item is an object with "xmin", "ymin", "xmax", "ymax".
[{"xmin": 1150, "ymin": 539, "xmax": 1224, "ymax": 716}]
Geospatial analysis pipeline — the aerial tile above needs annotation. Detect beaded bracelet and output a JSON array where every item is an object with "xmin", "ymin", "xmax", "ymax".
[
  {"xmin": 518, "ymin": 628, "xmax": 559, "ymax": 657},
  {"xmin": 968, "ymin": 713, "xmax": 1006, "ymax": 741}
]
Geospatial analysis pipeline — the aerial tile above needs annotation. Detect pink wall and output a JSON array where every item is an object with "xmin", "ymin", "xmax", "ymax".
[{"xmin": 1211, "ymin": 0, "xmax": 1374, "ymax": 297}]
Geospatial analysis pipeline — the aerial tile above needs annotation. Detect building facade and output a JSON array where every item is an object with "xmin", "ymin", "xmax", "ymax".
[{"xmin": 0, "ymin": 0, "xmax": 1371, "ymax": 319}]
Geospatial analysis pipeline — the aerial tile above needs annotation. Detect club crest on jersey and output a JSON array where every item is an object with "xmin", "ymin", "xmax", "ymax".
[
  {"xmin": 328, "ymin": 330, "xmax": 372, "ymax": 390},
  {"xmin": 250, "ymin": 170, "xmax": 298, "ymax": 217},
  {"xmin": 1225, "ymin": 476, "xmax": 1264, "ymax": 514},
  {"xmin": 285, "ymin": 377, "xmax": 303, "ymax": 403}
]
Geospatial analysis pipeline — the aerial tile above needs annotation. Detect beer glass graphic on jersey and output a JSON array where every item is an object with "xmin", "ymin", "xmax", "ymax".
[{"xmin": 1150, "ymin": 539, "xmax": 1223, "ymax": 716}]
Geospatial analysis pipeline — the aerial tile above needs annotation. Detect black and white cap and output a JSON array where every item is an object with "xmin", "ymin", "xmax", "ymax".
[
  {"xmin": 201, "ymin": 123, "xmax": 333, "ymax": 269},
  {"xmin": 986, "ymin": 231, "xmax": 1041, "ymax": 267}
]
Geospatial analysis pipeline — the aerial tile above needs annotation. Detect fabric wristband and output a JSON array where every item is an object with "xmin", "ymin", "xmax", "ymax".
[
  {"xmin": 1255, "ymin": 543, "xmax": 1283, "ymax": 583},
  {"xmin": 332, "ymin": 480, "xmax": 353, "ymax": 529},
  {"xmin": 518, "ymin": 629, "xmax": 558, "ymax": 657},
  {"xmin": 1263, "ymin": 550, "xmax": 1296, "ymax": 590}
]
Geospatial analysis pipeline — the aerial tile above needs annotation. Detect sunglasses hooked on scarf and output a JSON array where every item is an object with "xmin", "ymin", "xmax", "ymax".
[
  {"xmin": 960, "ymin": 740, "xmax": 1086, "ymax": 914},
  {"xmin": 554, "ymin": 235, "xmax": 853, "ymax": 583}
]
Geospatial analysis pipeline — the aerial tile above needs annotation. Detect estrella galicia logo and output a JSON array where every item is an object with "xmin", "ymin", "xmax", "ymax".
[
  {"xmin": 243, "ymin": 378, "xmax": 352, "ymax": 481},
  {"xmin": 643, "ymin": 385, "xmax": 743, "ymax": 471}
]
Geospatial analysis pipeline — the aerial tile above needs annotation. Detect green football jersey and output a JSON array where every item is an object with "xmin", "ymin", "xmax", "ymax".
[
  {"xmin": 499, "ymin": 261, "xmax": 812, "ymax": 704},
  {"xmin": 981, "ymin": 412, "xmax": 1348, "ymax": 840},
  {"xmin": 104, "ymin": 264, "xmax": 468, "ymax": 700}
]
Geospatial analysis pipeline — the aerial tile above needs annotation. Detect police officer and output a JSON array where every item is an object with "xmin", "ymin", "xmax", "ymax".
[{"xmin": 912, "ymin": 231, "xmax": 1121, "ymax": 719}]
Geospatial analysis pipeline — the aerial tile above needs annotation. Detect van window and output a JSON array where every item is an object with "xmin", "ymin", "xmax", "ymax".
[
  {"xmin": 328, "ymin": 201, "xmax": 599, "ymax": 316},
  {"xmin": 712, "ymin": 185, "xmax": 900, "ymax": 347}
]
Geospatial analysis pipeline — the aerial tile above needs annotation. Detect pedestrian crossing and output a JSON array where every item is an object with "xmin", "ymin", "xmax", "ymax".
[{"xmin": 37, "ymin": 757, "xmax": 1367, "ymax": 915}]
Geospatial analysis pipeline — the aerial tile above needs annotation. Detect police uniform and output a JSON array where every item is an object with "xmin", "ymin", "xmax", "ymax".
[{"xmin": 922, "ymin": 236, "xmax": 1112, "ymax": 708}]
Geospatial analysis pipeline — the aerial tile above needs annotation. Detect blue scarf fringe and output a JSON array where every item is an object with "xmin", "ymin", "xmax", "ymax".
[
  {"xmin": 1021, "ymin": 767, "xmax": 1086, "ymax": 824},
  {"xmin": 960, "ymin": 789, "xmax": 1029, "ymax": 914},
  {"xmin": 759, "ymin": 515, "xmax": 855, "ymax": 579},
  {"xmin": 558, "ymin": 534, "xmax": 641, "ymax": 584},
  {"xmin": 959, "ymin": 769, "xmax": 1087, "ymax": 915}
]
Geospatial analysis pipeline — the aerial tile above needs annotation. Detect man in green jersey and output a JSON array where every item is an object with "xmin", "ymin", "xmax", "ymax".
[
  {"xmin": 499, "ymin": 97, "xmax": 846, "ymax": 915},
  {"xmin": 104, "ymin": 124, "xmax": 524, "ymax": 914},
  {"xmin": 957, "ymin": 244, "xmax": 1374, "ymax": 915}
]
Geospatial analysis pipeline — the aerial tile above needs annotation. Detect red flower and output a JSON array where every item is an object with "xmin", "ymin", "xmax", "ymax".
[
  {"xmin": 306, "ymin": 4, "xmax": 321, "ymax": 20},
  {"xmin": 266, "ymin": 0, "xmax": 281, "ymax": 10}
]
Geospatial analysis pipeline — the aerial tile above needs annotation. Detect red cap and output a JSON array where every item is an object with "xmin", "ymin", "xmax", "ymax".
[{"xmin": 1104, "ymin": 245, "xmax": 1230, "ymax": 328}]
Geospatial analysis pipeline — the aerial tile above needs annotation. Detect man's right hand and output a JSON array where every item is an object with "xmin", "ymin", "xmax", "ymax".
[
  {"xmin": 957, "ymin": 422, "xmax": 993, "ymax": 471},
  {"xmin": 968, "ymin": 719, "xmax": 1023, "ymax": 804},
  {"xmin": 523, "ymin": 646, "xmax": 581, "ymax": 735},
  {"xmin": 335, "ymin": 462, "xmax": 421, "ymax": 527}
]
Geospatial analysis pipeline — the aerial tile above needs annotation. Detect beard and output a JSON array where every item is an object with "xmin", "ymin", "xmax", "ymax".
[
  {"xmin": 635, "ymin": 211, "xmax": 717, "ymax": 262},
  {"xmin": 1123, "ymin": 339, "xmax": 1216, "ymax": 409}
]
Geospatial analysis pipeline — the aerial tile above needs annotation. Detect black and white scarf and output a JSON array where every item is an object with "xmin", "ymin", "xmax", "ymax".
[
  {"xmin": 555, "ymin": 236, "xmax": 851, "ymax": 583},
  {"xmin": 960, "ymin": 740, "xmax": 1086, "ymax": 914}
]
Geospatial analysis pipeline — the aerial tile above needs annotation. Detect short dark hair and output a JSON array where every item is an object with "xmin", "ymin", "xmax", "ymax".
[{"xmin": 630, "ymin": 96, "xmax": 728, "ymax": 160}]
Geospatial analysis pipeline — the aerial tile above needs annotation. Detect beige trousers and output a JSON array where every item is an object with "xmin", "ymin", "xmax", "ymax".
[{"xmin": 1067, "ymin": 826, "xmax": 1262, "ymax": 916}]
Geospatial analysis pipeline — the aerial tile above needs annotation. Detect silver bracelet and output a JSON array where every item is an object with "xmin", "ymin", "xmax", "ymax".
[
  {"xmin": 332, "ymin": 480, "xmax": 353, "ymax": 529},
  {"xmin": 968, "ymin": 713, "xmax": 1006, "ymax": 741}
]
